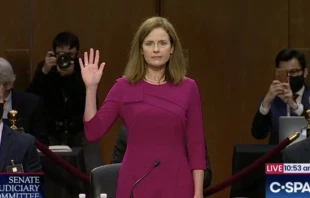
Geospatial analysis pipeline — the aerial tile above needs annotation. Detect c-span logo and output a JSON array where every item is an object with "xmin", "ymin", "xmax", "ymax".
[{"xmin": 266, "ymin": 163, "xmax": 310, "ymax": 198}]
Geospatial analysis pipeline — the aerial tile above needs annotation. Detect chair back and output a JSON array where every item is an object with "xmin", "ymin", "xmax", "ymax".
[{"xmin": 90, "ymin": 163, "xmax": 121, "ymax": 198}]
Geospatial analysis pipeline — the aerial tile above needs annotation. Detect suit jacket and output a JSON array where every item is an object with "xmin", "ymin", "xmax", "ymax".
[
  {"xmin": 0, "ymin": 124, "xmax": 42, "ymax": 172},
  {"xmin": 2, "ymin": 90, "xmax": 49, "ymax": 146},
  {"xmin": 251, "ymin": 86, "xmax": 310, "ymax": 145},
  {"xmin": 110, "ymin": 126, "xmax": 213, "ymax": 189},
  {"xmin": 282, "ymin": 137, "xmax": 310, "ymax": 163}
]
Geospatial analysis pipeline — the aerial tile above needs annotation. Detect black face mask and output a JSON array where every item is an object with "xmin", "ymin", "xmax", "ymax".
[
  {"xmin": 290, "ymin": 75, "xmax": 305, "ymax": 93},
  {"xmin": 0, "ymin": 102, "xmax": 3, "ymax": 119}
]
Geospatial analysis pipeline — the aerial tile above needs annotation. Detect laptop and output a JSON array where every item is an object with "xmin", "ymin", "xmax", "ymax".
[{"xmin": 279, "ymin": 116, "xmax": 308, "ymax": 147}]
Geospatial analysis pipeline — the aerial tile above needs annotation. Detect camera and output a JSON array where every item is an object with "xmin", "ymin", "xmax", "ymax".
[{"xmin": 55, "ymin": 52, "xmax": 72, "ymax": 70}]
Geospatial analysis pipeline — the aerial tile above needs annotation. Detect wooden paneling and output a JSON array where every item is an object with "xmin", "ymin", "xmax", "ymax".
[
  {"xmin": 289, "ymin": 0, "xmax": 310, "ymax": 48},
  {"xmin": 0, "ymin": 0, "xmax": 31, "ymax": 87},
  {"xmin": 31, "ymin": 0, "xmax": 157, "ymax": 163},
  {"xmin": 5, "ymin": 49, "xmax": 31, "ymax": 91},
  {"xmin": 161, "ymin": 1, "xmax": 288, "ymax": 197},
  {"xmin": 6, "ymin": 1, "xmax": 310, "ymax": 197},
  {"xmin": 289, "ymin": 0, "xmax": 310, "ymax": 85}
]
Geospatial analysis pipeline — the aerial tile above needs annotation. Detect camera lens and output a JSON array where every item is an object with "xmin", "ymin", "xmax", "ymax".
[{"xmin": 56, "ymin": 52, "xmax": 71, "ymax": 70}]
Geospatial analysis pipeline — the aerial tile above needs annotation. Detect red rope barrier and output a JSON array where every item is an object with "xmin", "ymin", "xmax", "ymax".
[
  {"xmin": 203, "ymin": 137, "xmax": 292, "ymax": 197},
  {"xmin": 34, "ymin": 130, "xmax": 298, "ymax": 197},
  {"xmin": 35, "ymin": 140, "xmax": 90, "ymax": 184}
]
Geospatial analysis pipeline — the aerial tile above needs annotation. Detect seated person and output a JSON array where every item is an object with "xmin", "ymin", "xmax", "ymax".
[
  {"xmin": 282, "ymin": 137, "xmax": 310, "ymax": 163},
  {"xmin": 0, "ymin": 86, "xmax": 42, "ymax": 172},
  {"xmin": 251, "ymin": 48, "xmax": 309, "ymax": 145},
  {"xmin": 0, "ymin": 57, "xmax": 49, "ymax": 146},
  {"xmin": 110, "ymin": 125, "xmax": 213, "ymax": 189}
]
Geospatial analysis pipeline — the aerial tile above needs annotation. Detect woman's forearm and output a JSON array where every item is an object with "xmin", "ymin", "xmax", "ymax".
[
  {"xmin": 193, "ymin": 169, "xmax": 204, "ymax": 196},
  {"xmin": 84, "ymin": 86, "xmax": 98, "ymax": 121}
]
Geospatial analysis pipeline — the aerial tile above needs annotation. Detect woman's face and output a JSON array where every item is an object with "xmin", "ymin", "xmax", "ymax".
[{"xmin": 142, "ymin": 27, "xmax": 174, "ymax": 68}]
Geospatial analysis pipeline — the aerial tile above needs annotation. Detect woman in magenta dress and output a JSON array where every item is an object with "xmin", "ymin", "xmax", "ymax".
[{"xmin": 79, "ymin": 16, "xmax": 206, "ymax": 198}]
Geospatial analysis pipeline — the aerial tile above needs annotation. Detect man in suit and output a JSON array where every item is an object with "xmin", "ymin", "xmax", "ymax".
[
  {"xmin": 251, "ymin": 48, "xmax": 310, "ymax": 144},
  {"xmin": 110, "ymin": 125, "xmax": 213, "ymax": 189},
  {"xmin": 0, "ymin": 85, "xmax": 42, "ymax": 172},
  {"xmin": 0, "ymin": 58, "xmax": 49, "ymax": 146},
  {"xmin": 282, "ymin": 137, "xmax": 310, "ymax": 163}
]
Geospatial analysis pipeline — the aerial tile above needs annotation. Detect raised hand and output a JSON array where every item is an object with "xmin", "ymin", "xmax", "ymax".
[
  {"xmin": 79, "ymin": 48, "xmax": 105, "ymax": 88},
  {"xmin": 262, "ymin": 80, "xmax": 284, "ymax": 108},
  {"xmin": 281, "ymin": 83, "xmax": 293, "ymax": 99},
  {"xmin": 280, "ymin": 83, "xmax": 298, "ymax": 109}
]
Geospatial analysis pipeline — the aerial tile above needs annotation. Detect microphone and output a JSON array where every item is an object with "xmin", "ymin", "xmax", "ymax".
[{"xmin": 129, "ymin": 160, "xmax": 160, "ymax": 198}]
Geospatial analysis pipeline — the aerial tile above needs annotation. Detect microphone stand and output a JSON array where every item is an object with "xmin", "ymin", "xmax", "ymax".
[{"xmin": 130, "ymin": 161, "xmax": 160, "ymax": 198}]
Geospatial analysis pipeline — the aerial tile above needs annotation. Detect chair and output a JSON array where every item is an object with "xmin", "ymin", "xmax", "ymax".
[
  {"xmin": 230, "ymin": 144, "xmax": 283, "ymax": 198},
  {"xmin": 90, "ymin": 163, "xmax": 121, "ymax": 198}
]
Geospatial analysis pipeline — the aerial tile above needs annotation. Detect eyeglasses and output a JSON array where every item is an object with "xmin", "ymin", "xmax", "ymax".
[{"xmin": 287, "ymin": 68, "xmax": 303, "ymax": 77}]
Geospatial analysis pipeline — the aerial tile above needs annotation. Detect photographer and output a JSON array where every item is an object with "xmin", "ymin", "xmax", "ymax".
[
  {"xmin": 27, "ymin": 32, "xmax": 102, "ymax": 173},
  {"xmin": 251, "ymin": 48, "xmax": 309, "ymax": 144}
]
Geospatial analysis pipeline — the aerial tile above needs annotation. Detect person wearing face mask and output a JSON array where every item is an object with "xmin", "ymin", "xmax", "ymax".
[
  {"xmin": 251, "ymin": 48, "xmax": 309, "ymax": 145},
  {"xmin": 0, "ymin": 85, "xmax": 42, "ymax": 173},
  {"xmin": 26, "ymin": 32, "xmax": 103, "ymax": 174}
]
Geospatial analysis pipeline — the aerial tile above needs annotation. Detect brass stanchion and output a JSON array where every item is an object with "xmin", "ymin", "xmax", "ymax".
[{"xmin": 8, "ymin": 110, "xmax": 24, "ymax": 132}]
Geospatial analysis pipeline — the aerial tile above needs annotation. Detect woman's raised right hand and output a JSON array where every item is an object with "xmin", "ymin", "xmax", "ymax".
[{"xmin": 79, "ymin": 48, "xmax": 105, "ymax": 88}]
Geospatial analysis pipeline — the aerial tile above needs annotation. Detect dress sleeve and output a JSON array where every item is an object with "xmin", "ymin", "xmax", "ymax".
[
  {"xmin": 186, "ymin": 80, "xmax": 206, "ymax": 170},
  {"xmin": 83, "ymin": 80, "xmax": 123, "ymax": 141}
]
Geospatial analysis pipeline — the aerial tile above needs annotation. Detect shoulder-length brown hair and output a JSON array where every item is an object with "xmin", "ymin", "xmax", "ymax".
[{"xmin": 124, "ymin": 16, "xmax": 187, "ymax": 85}]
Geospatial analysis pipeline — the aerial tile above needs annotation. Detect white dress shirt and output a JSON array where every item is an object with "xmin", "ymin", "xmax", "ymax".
[
  {"xmin": 260, "ymin": 85, "xmax": 305, "ymax": 116},
  {"xmin": 2, "ymin": 90, "xmax": 12, "ymax": 119}
]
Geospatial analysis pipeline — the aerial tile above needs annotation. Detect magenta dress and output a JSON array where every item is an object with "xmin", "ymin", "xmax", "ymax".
[{"xmin": 84, "ymin": 77, "xmax": 206, "ymax": 198}]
